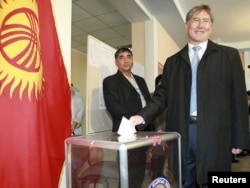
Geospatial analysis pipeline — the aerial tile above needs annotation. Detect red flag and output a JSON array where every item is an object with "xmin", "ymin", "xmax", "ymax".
[{"xmin": 0, "ymin": 0, "xmax": 71, "ymax": 187}]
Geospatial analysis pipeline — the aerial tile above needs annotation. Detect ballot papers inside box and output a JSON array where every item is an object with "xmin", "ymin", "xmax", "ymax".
[{"xmin": 65, "ymin": 132, "xmax": 181, "ymax": 188}]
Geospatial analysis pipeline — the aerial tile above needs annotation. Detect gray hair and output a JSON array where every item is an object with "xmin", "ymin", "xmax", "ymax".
[{"xmin": 186, "ymin": 5, "xmax": 214, "ymax": 23}]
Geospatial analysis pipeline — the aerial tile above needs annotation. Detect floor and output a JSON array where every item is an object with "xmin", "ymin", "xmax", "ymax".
[{"xmin": 231, "ymin": 152, "xmax": 250, "ymax": 172}]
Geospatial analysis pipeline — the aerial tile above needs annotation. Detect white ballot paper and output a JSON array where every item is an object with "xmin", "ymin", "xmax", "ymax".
[{"xmin": 118, "ymin": 117, "xmax": 137, "ymax": 142}]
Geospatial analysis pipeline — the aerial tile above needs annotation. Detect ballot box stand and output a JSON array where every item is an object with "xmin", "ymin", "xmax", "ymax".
[{"xmin": 65, "ymin": 132, "xmax": 181, "ymax": 188}]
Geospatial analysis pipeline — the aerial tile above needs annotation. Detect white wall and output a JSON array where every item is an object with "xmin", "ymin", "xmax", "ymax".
[
  {"xmin": 244, "ymin": 51, "xmax": 250, "ymax": 90},
  {"xmin": 51, "ymin": 0, "xmax": 72, "ymax": 82}
]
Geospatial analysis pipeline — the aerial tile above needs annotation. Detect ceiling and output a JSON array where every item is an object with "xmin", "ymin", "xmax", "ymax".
[{"xmin": 71, "ymin": 0, "xmax": 250, "ymax": 54}]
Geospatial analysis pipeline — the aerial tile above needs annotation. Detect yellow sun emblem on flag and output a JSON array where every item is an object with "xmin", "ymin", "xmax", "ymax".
[{"xmin": 0, "ymin": 0, "xmax": 43, "ymax": 100}]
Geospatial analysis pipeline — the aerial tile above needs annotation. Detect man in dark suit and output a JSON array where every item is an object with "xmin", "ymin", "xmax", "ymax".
[
  {"xmin": 103, "ymin": 47, "xmax": 151, "ymax": 187},
  {"xmin": 130, "ymin": 5, "xmax": 249, "ymax": 187},
  {"xmin": 103, "ymin": 47, "xmax": 151, "ymax": 132}
]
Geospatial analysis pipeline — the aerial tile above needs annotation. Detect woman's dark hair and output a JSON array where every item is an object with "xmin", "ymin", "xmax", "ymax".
[{"xmin": 155, "ymin": 74, "xmax": 162, "ymax": 89}]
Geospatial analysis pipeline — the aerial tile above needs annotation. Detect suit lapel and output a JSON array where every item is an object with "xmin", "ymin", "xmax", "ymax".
[{"xmin": 116, "ymin": 71, "xmax": 138, "ymax": 95}]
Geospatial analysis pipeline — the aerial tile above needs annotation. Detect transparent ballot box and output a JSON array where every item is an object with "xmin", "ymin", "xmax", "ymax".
[{"xmin": 65, "ymin": 132, "xmax": 181, "ymax": 188}]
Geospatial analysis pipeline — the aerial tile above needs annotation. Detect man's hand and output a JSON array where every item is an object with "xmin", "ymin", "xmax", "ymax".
[
  {"xmin": 71, "ymin": 121, "xmax": 78, "ymax": 132},
  {"xmin": 129, "ymin": 115, "xmax": 144, "ymax": 127},
  {"xmin": 232, "ymin": 148, "xmax": 242, "ymax": 154}
]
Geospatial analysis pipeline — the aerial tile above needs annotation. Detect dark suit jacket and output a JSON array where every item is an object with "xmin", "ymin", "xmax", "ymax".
[
  {"xmin": 137, "ymin": 40, "xmax": 249, "ymax": 184},
  {"xmin": 103, "ymin": 70, "xmax": 151, "ymax": 132}
]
